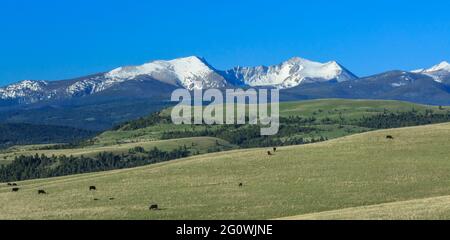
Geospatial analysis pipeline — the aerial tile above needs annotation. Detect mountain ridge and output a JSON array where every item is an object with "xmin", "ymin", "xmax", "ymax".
[
  {"xmin": 1, "ymin": 56, "xmax": 450, "ymax": 131},
  {"xmin": 2, "ymin": 56, "xmax": 449, "ymax": 104},
  {"xmin": 0, "ymin": 56, "xmax": 359, "ymax": 104}
]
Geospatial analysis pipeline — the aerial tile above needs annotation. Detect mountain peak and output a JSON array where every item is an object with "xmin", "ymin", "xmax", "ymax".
[
  {"xmin": 413, "ymin": 61, "xmax": 450, "ymax": 73},
  {"xmin": 223, "ymin": 57, "xmax": 357, "ymax": 89},
  {"xmin": 285, "ymin": 56, "xmax": 311, "ymax": 63},
  {"xmin": 172, "ymin": 55, "xmax": 205, "ymax": 62},
  {"xmin": 284, "ymin": 57, "xmax": 343, "ymax": 71},
  {"xmin": 426, "ymin": 61, "xmax": 450, "ymax": 72},
  {"xmin": 411, "ymin": 61, "xmax": 450, "ymax": 83},
  {"xmin": 105, "ymin": 56, "xmax": 225, "ymax": 90}
]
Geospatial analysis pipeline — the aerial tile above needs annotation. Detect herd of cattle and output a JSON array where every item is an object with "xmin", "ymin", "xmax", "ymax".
[
  {"xmin": 5, "ymin": 176, "xmax": 249, "ymax": 212},
  {"xmin": 3, "ymin": 137, "xmax": 395, "ymax": 212},
  {"xmin": 5, "ymin": 181, "xmax": 252, "ymax": 212},
  {"xmin": 7, "ymin": 183, "xmax": 96, "ymax": 195}
]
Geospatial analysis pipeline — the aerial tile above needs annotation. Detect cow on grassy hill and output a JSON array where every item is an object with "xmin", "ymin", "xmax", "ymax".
[
  {"xmin": 149, "ymin": 204, "xmax": 158, "ymax": 210},
  {"xmin": 38, "ymin": 189, "xmax": 47, "ymax": 194}
]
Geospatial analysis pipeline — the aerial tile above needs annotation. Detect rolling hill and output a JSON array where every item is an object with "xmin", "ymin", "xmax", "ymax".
[
  {"xmin": 277, "ymin": 195, "xmax": 450, "ymax": 220},
  {"xmin": 2, "ymin": 122, "xmax": 450, "ymax": 219},
  {"xmin": 0, "ymin": 137, "xmax": 237, "ymax": 163},
  {"xmin": 0, "ymin": 123, "xmax": 96, "ymax": 149},
  {"xmin": 94, "ymin": 99, "xmax": 449, "ymax": 146}
]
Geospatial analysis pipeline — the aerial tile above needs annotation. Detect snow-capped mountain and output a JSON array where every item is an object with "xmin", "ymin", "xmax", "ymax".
[
  {"xmin": 65, "ymin": 56, "xmax": 227, "ymax": 97},
  {"xmin": 2, "ymin": 56, "xmax": 450, "ymax": 130},
  {"xmin": 0, "ymin": 56, "xmax": 355, "ymax": 103},
  {"xmin": 105, "ymin": 56, "xmax": 227, "ymax": 90},
  {"xmin": 222, "ymin": 57, "xmax": 357, "ymax": 89},
  {"xmin": 0, "ymin": 56, "xmax": 228, "ymax": 103},
  {"xmin": 412, "ymin": 61, "xmax": 450, "ymax": 83}
]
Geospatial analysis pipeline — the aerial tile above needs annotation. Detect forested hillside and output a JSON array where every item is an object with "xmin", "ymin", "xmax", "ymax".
[{"xmin": 0, "ymin": 123, "xmax": 96, "ymax": 149}]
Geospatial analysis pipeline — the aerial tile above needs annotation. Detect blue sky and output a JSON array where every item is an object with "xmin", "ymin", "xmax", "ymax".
[{"xmin": 1, "ymin": 0, "xmax": 450, "ymax": 86}]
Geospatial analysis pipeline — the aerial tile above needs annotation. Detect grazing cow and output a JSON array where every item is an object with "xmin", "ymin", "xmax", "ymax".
[
  {"xmin": 11, "ymin": 187, "xmax": 19, "ymax": 192},
  {"xmin": 89, "ymin": 186, "xmax": 96, "ymax": 191},
  {"xmin": 7, "ymin": 183, "xmax": 12, "ymax": 186},
  {"xmin": 267, "ymin": 151, "xmax": 272, "ymax": 155},
  {"xmin": 149, "ymin": 204, "xmax": 158, "ymax": 210},
  {"xmin": 38, "ymin": 189, "xmax": 47, "ymax": 194},
  {"xmin": 273, "ymin": 147, "xmax": 277, "ymax": 152},
  {"xmin": 11, "ymin": 183, "xmax": 17, "ymax": 186},
  {"xmin": 386, "ymin": 135, "xmax": 394, "ymax": 139},
  {"xmin": 109, "ymin": 197, "xmax": 115, "ymax": 200},
  {"xmin": 239, "ymin": 183, "xmax": 243, "ymax": 187},
  {"xmin": 93, "ymin": 198, "xmax": 99, "ymax": 201}
]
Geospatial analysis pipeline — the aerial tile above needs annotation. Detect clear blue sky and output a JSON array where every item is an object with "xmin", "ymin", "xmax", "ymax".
[{"xmin": 1, "ymin": 0, "xmax": 450, "ymax": 86}]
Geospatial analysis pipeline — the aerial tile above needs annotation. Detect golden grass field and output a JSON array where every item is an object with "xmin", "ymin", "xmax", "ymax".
[
  {"xmin": 277, "ymin": 195, "xmax": 450, "ymax": 220},
  {"xmin": 1, "ymin": 122, "xmax": 450, "ymax": 219}
]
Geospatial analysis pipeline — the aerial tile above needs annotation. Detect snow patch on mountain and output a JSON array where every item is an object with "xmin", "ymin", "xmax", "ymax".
[
  {"xmin": 425, "ymin": 61, "xmax": 450, "ymax": 72},
  {"xmin": 391, "ymin": 82, "xmax": 407, "ymax": 87},
  {"xmin": 412, "ymin": 61, "xmax": 450, "ymax": 82},
  {"xmin": 0, "ymin": 80, "xmax": 48, "ymax": 100},
  {"xmin": 66, "ymin": 75, "xmax": 127, "ymax": 96},
  {"xmin": 223, "ymin": 57, "xmax": 357, "ymax": 89}
]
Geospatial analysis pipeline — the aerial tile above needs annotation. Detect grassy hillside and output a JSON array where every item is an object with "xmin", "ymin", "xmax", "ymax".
[
  {"xmin": 2, "ymin": 123, "xmax": 450, "ymax": 219},
  {"xmin": 278, "ymin": 99, "xmax": 440, "ymax": 118},
  {"xmin": 93, "ymin": 99, "xmax": 449, "ymax": 146},
  {"xmin": 277, "ymin": 195, "xmax": 450, "ymax": 220},
  {"xmin": 2, "ymin": 99, "xmax": 449, "ymax": 178},
  {"xmin": 0, "ymin": 137, "xmax": 237, "ymax": 163}
]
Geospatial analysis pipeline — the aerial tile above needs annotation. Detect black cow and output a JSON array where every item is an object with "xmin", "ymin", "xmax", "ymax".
[
  {"xmin": 38, "ymin": 189, "xmax": 47, "ymax": 194},
  {"xmin": 149, "ymin": 204, "xmax": 158, "ymax": 210},
  {"xmin": 239, "ymin": 183, "xmax": 243, "ymax": 187},
  {"xmin": 386, "ymin": 135, "xmax": 394, "ymax": 139},
  {"xmin": 89, "ymin": 186, "xmax": 96, "ymax": 191},
  {"xmin": 11, "ymin": 187, "xmax": 19, "ymax": 192},
  {"xmin": 273, "ymin": 147, "xmax": 277, "ymax": 152},
  {"xmin": 7, "ymin": 183, "xmax": 17, "ymax": 186},
  {"xmin": 109, "ymin": 197, "xmax": 115, "ymax": 200},
  {"xmin": 267, "ymin": 151, "xmax": 272, "ymax": 155}
]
